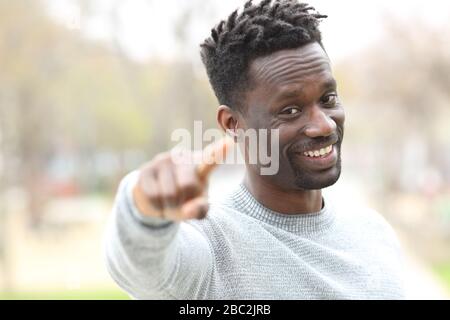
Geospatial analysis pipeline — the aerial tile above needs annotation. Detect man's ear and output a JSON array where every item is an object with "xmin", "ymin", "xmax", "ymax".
[{"xmin": 217, "ymin": 105, "xmax": 240, "ymax": 138}]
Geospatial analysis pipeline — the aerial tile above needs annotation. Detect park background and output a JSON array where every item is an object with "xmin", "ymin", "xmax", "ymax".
[{"xmin": 0, "ymin": 0, "xmax": 449, "ymax": 299}]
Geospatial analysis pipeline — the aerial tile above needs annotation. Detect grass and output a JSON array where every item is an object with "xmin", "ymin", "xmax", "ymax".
[
  {"xmin": 433, "ymin": 263, "xmax": 450, "ymax": 292},
  {"xmin": 0, "ymin": 288, "xmax": 131, "ymax": 300}
]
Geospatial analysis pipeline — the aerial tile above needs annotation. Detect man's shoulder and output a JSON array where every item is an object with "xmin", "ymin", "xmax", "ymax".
[
  {"xmin": 361, "ymin": 208, "xmax": 399, "ymax": 239},
  {"xmin": 332, "ymin": 200, "xmax": 402, "ymax": 249}
]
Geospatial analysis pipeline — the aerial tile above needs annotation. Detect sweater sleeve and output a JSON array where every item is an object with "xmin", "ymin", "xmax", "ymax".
[{"xmin": 103, "ymin": 171, "xmax": 214, "ymax": 300}]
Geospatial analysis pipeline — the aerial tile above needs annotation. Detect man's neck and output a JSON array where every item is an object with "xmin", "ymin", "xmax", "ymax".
[{"xmin": 243, "ymin": 172, "xmax": 323, "ymax": 215}]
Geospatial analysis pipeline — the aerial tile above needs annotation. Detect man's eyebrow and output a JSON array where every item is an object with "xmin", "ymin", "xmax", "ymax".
[
  {"xmin": 274, "ymin": 78, "xmax": 337, "ymax": 101},
  {"xmin": 322, "ymin": 78, "xmax": 337, "ymax": 91},
  {"xmin": 275, "ymin": 88, "xmax": 303, "ymax": 101}
]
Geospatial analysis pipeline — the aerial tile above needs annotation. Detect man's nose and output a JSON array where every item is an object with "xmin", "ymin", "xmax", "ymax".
[{"xmin": 303, "ymin": 106, "xmax": 336, "ymax": 138}]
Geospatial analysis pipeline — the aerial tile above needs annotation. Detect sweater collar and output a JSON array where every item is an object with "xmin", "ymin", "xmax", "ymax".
[{"xmin": 227, "ymin": 183, "xmax": 336, "ymax": 234}]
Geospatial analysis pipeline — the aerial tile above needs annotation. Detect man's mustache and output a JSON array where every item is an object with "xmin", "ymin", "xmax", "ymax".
[{"xmin": 289, "ymin": 131, "xmax": 342, "ymax": 154}]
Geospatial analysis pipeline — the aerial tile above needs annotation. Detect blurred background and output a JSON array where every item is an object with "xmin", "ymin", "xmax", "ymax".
[{"xmin": 0, "ymin": 0, "xmax": 449, "ymax": 300}]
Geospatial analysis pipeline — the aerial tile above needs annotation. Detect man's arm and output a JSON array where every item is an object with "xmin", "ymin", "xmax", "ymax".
[{"xmin": 103, "ymin": 138, "xmax": 232, "ymax": 299}]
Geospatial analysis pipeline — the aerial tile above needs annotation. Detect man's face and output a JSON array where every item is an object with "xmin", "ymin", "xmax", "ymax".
[{"xmin": 240, "ymin": 42, "xmax": 345, "ymax": 191}]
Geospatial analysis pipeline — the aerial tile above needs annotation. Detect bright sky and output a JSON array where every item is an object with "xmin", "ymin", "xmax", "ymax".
[{"xmin": 46, "ymin": 0, "xmax": 450, "ymax": 63}]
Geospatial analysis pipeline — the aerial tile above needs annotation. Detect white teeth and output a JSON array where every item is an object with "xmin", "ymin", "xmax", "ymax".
[{"xmin": 304, "ymin": 145, "xmax": 333, "ymax": 158}]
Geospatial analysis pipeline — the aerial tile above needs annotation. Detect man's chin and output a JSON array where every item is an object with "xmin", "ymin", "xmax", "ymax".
[{"xmin": 293, "ymin": 166, "xmax": 342, "ymax": 190}]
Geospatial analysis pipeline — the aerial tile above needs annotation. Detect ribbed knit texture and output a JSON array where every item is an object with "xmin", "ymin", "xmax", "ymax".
[
  {"xmin": 230, "ymin": 184, "xmax": 335, "ymax": 234},
  {"xmin": 104, "ymin": 171, "xmax": 406, "ymax": 300}
]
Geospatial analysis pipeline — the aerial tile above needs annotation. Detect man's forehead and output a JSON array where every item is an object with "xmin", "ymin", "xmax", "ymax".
[{"xmin": 249, "ymin": 42, "xmax": 331, "ymax": 88}]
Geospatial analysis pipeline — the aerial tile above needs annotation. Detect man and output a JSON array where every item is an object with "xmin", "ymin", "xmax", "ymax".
[{"xmin": 104, "ymin": 0, "xmax": 405, "ymax": 299}]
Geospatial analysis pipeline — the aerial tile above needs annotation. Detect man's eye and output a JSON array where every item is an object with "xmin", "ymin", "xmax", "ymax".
[
  {"xmin": 280, "ymin": 106, "xmax": 301, "ymax": 115},
  {"xmin": 322, "ymin": 94, "xmax": 338, "ymax": 105}
]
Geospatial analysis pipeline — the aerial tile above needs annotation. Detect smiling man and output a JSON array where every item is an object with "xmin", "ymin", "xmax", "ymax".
[{"xmin": 104, "ymin": 0, "xmax": 405, "ymax": 300}]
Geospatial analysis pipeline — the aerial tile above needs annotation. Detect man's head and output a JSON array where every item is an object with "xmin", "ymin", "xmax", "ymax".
[{"xmin": 200, "ymin": 0, "xmax": 345, "ymax": 192}]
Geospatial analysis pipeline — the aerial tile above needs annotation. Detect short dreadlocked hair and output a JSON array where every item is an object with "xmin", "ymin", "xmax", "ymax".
[{"xmin": 200, "ymin": 0, "xmax": 327, "ymax": 110}]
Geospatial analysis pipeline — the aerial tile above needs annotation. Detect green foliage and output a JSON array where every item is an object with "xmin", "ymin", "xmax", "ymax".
[
  {"xmin": 0, "ymin": 288, "xmax": 130, "ymax": 300},
  {"xmin": 433, "ymin": 264, "xmax": 450, "ymax": 292}
]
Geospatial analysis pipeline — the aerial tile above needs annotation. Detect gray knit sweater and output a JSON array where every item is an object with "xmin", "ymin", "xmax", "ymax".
[{"xmin": 104, "ymin": 171, "xmax": 406, "ymax": 300}]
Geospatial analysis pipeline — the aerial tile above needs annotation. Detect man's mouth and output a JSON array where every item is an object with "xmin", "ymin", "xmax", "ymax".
[
  {"xmin": 293, "ymin": 143, "xmax": 338, "ymax": 169},
  {"xmin": 302, "ymin": 145, "xmax": 333, "ymax": 158}
]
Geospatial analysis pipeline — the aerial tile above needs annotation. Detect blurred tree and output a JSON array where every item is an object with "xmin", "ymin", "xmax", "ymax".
[
  {"xmin": 103, "ymin": 0, "xmax": 218, "ymax": 154},
  {"xmin": 0, "ymin": 0, "xmax": 220, "ymax": 231},
  {"xmin": 333, "ymin": 17, "xmax": 450, "ymax": 262},
  {"xmin": 336, "ymin": 18, "xmax": 450, "ymax": 194},
  {"xmin": 0, "ymin": 0, "xmax": 151, "ymax": 226},
  {"xmin": 0, "ymin": 0, "xmax": 61, "ymax": 227}
]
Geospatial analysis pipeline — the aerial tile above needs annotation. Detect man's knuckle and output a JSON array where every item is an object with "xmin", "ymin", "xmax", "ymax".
[
  {"xmin": 161, "ymin": 191, "xmax": 178, "ymax": 204},
  {"xmin": 180, "ymin": 181, "xmax": 200, "ymax": 194}
]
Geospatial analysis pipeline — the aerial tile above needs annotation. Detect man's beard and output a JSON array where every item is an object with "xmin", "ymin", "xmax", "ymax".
[{"xmin": 287, "ymin": 134, "xmax": 344, "ymax": 190}]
